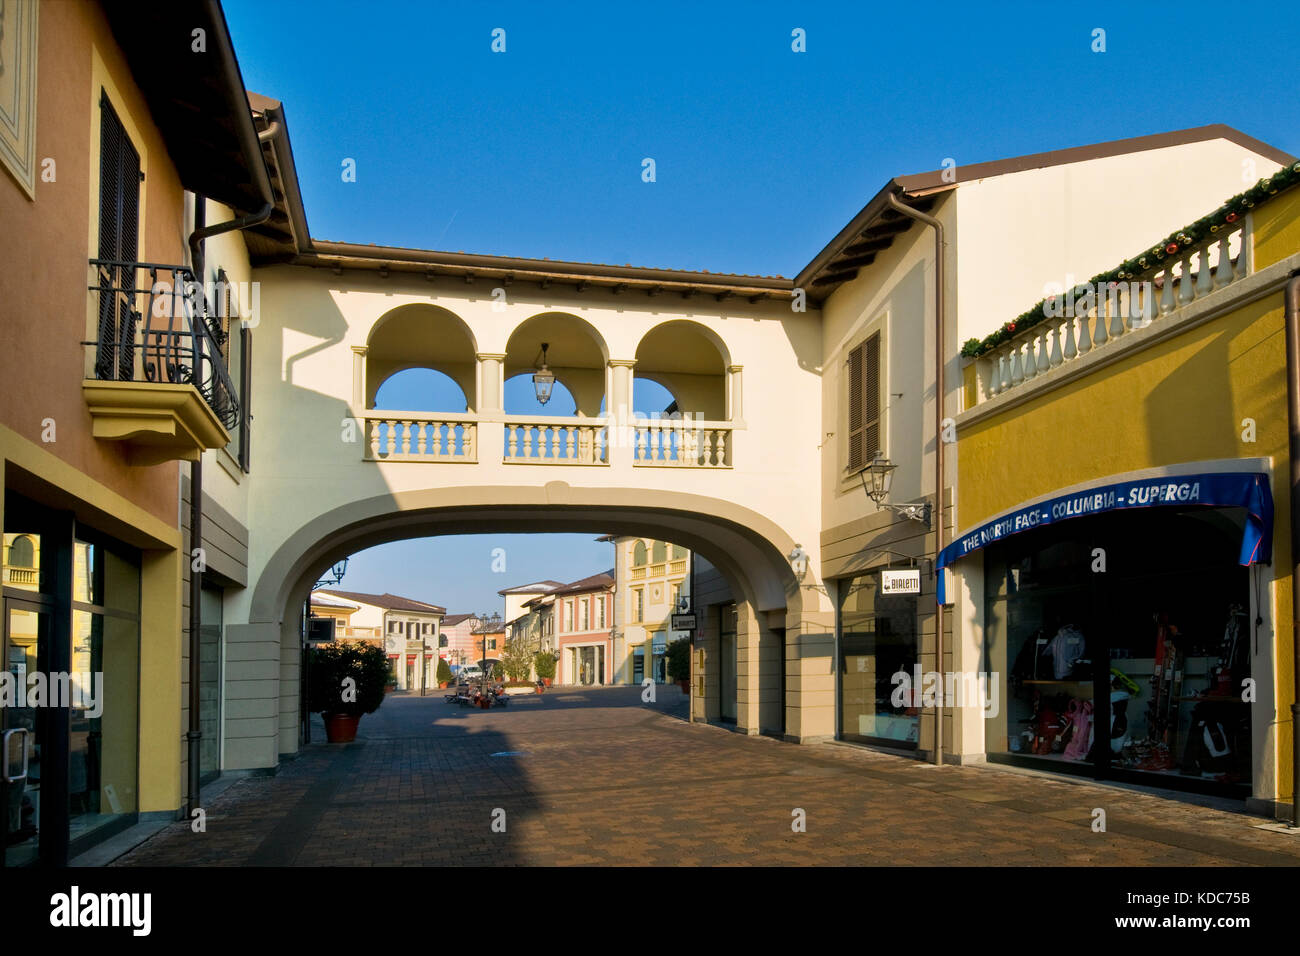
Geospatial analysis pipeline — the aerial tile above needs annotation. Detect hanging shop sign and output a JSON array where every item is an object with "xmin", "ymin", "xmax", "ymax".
[
  {"xmin": 671, "ymin": 613, "xmax": 697, "ymax": 631},
  {"xmin": 935, "ymin": 471, "xmax": 1273, "ymax": 604},
  {"xmin": 881, "ymin": 569, "xmax": 921, "ymax": 594}
]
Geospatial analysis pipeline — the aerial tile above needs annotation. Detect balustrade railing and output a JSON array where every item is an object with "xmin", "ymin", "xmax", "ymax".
[
  {"xmin": 364, "ymin": 413, "xmax": 477, "ymax": 461},
  {"xmin": 633, "ymin": 419, "xmax": 732, "ymax": 467},
  {"xmin": 504, "ymin": 418, "xmax": 608, "ymax": 464},
  {"xmin": 975, "ymin": 221, "xmax": 1250, "ymax": 404},
  {"xmin": 85, "ymin": 260, "xmax": 240, "ymax": 428}
]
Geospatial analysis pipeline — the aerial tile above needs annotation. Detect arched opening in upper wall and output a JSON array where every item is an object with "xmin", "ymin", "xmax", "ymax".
[
  {"xmin": 633, "ymin": 320, "xmax": 729, "ymax": 421},
  {"xmin": 366, "ymin": 304, "xmax": 478, "ymax": 411},
  {"xmin": 504, "ymin": 312, "xmax": 609, "ymax": 418}
]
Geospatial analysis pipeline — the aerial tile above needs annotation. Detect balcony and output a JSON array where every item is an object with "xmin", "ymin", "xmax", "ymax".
[
  {"xmin": 965, "ymin": 220, "xmax": 1252, "ymax": 411},
  {"xmin": 83, "ymin": 260, "xmax": 238, "ymax": 464},
  {"xmin": 359, "ymin": 411, "xmax": 733, "ymax": 468}
]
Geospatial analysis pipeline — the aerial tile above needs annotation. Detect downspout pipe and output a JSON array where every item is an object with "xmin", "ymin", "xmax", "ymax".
[
  {"xmin": 1284, "ymin": 272, "xmax": 1300, "ymax": 824},
  {"xmin": 183, "ymin": 135, "xmax": 276, "ymax": 820},
  {"xmin": 885, "ymin": 190, "xmax": 946, "ymax": 767}
]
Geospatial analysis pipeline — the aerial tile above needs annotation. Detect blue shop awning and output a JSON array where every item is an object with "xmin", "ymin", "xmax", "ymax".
[{"xmin": 936, "ymin": 471, "xmax": 1273, "ymax": 604}]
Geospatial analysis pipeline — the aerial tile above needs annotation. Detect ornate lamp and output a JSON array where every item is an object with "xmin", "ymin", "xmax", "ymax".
[
  {"xmin": 533, "ymin": 343, "xmax": 555, "ymax": 405},
  {"xmin": 858, "ymin": 453, "xmax": 930, "ymax": 528}
]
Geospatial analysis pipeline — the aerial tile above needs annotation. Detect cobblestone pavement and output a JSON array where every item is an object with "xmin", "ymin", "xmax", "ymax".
[{"xmin": 114, "ymin": 685, "xmax": 1300, "ymax": 866}]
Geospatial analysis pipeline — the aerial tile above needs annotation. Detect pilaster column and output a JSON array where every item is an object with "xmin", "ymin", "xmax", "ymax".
[
  {"xmin": 351, "ymin": 345, "xmax": 368, "ymax": 410},
  {"xmin": 607, "ymin": 359, "xmax": 637, "ymax": 466},
  {"xmin": 476, "ymin": 352, "xmax": 507, "ymax": 414},
  {"xmin": 727, "ymin": 364, "xmax": 744, "ymax": 423}
]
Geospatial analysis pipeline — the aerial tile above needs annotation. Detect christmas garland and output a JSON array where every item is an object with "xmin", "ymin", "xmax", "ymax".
[{"xmin": 960, "ymin": 160, "xmax": 1300, "ymax": 359}]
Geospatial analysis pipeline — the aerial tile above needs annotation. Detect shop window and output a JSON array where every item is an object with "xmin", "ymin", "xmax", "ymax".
[
  {"xmin": 837, "ymin": 569, "xmax": 919, "ymax": 747},
  {"xmin": 985, "ymin": 508, "xmax": 1253, "ymax": 794}
]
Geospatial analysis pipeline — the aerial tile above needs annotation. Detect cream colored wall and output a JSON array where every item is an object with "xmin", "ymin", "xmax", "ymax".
[
  {"xmin": 236, "ymin": 265, "xmax": 827, "ymax": 623},
  {"xmin": 953, "ymin": 139, "xmax": 1285, "ymax": 348}
]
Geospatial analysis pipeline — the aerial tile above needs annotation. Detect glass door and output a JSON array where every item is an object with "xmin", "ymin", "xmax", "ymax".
[{"xmin": 3, "ymin": 600, "xmax": 49, "ymax": 868}]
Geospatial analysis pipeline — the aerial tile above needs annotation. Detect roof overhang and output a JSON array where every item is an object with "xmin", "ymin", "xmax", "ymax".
[{"xmin": 101, "ymin": 0, "xmax": 273, "ymax": 214}]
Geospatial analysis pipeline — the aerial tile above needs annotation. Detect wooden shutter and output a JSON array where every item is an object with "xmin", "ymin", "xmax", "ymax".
[
  {"xmin": 96, "ymin": 93, "xmax": 141, "ymax": 381},
  {"xmin": 846, "ymin": 332, "xmax": 881, "ymax": 473}
]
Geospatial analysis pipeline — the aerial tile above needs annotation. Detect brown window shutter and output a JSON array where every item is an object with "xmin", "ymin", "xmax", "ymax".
[
  {"xmin": 863, "ymin": 332, "xmax": 881, "ymax": 461},
  {"xmin": 847, "ymin": 343, "xmax": 864, "ymax": 471}
]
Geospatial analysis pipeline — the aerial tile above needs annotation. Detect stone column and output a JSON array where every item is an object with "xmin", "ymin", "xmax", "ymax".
[
  {"xmin": 784, "ymin": 607, "xmax": 836, "ymax": 743},
  {"xmin": 476, "ymin": 352, "xmax": 507, "ymax": 465},
  {"xmin": 607, "ymin": 359, "xmax": 636, "ymax": 467},
  {"xmin": 351, "ymin": 345, "xmax": 368, "ymax": 410},
  {"xmin": 727, "ymin": 364, "xmax": 744, "ymax": 423}
]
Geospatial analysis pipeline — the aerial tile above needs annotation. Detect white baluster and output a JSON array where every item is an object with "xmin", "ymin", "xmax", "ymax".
[
  {"xmin": 464, "ymin": 423, "xmax": 475, "ymax": 460},
  {"xmin": 369, "ymin": 420, "xmax": 382, "ymax": 459},
  {"xmin": 507, "ymin": 425, "xmax": 518, "ymax": 460},
  {"xmin": 1077, "ymin": 307, "xmax": 1092, "ymax": 355},
  {"xmin": 996, "ymin": 352, "xmax": 1009, "ymax": 392},
  {"xmin": 1107, "ymin": 284, "xmax": 1125, "ymax": 339},
  {"xmin": 1178, "ymin": 256, "xmax": 1195, "ymax": 307},
  {"xmin": 565, "ymin": 427, "xmax": 576, "ymax": 460},
  {"xmin": 550, "ymin": 426, "xmax": 561, "ymax": 459},
  {"xmin": 1214, "ymin": 236, "xmax": 1233, "ymax": 288},
  {"xmin": 1009, "ymin": 344, "xmax": 1024, "ymax": 385},
  {"xmin": 1036, "ymin": 328, "xmax": 1050, "ymax": 373},
  {"xmin": 1062, "ymin": 315, "xmax": 1077, "ymax": 361},
  {"xmin": 523, "ymin": 426, "xmax": 533, "ymax": 458},
  {"xmin": 1234, "ymin": 225, "xmax": 1249, "ymax": 279},
  {"xmin": 636, "ymin": 424, "xmax": 646, "ymax": 462},
  {"xmin": 1127, "ymin": 282, "xmax": 1143, "ymax": 330},
  {"xmin": 417, "ymin": 423, "xmax": 428, "ymax": 457},
  {"xmin": 1049, "ymin": 325, "xmax": 1063, "ymax": 367},
  {"xmin": 1093, "ymin": 301, "xmax": 1108, "ymax": 347},
  {"xmin": 1196, "ymin": 248, "xmax": 1213, "ymax": 297}
]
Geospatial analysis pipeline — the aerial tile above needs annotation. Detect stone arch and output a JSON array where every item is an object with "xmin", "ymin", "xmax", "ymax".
[
  {"xmin": 366, "ymin": 304, "xmax": 478, "ymax": 410},
  {"xmin": 505, "ymin": 312, "xmax": 610, "ymax": 417},
  {"xmin": 633, "ymin": 319, "xmax": 730, "ymax": 420}
]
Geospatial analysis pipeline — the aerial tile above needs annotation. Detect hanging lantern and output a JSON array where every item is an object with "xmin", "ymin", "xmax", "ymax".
[{"xmin": 533, "ymin": 342, "xmax": 555, "ymax": 405}]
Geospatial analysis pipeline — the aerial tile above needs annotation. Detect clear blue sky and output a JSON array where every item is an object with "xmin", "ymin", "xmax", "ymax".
[{"xmin": 225, "ymin": 0, "xmax": 1300, "ymax": 613}]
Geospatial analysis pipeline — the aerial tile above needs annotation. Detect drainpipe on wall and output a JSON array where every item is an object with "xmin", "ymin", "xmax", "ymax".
[
  {"xmin": 885, "ymin": 191, "xmax": 946, "ymax": 768},
  {"xmin": 183, "ymin": 127, "xmax": 276, "ymax": 818},
  {"xmin": 1284, "ymin": 273, "xmax": 1300, "ymax": 825}
]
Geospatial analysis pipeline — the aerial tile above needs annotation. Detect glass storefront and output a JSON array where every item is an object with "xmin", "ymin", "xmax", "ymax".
[
  {"xmin": 983, "ymin": 506, "xmax": 1253, "ymax": 793},
  {"xmin": 2, "ymin": 495, "xmax": 141, "ymax": 866},
  {"xmin": 837, "ymin": 567, "xmax": 920, "ymax": 748}
]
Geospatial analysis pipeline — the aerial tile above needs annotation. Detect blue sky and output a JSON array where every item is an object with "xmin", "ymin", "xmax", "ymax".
[{"xmin": 225, "ymin": 0, "xmax": 1300, "ymax": 613}]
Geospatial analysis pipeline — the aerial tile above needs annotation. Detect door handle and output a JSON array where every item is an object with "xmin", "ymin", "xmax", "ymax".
[{"xmin": 3, "ymin": 728, "xmax": 30, "ymax": 783}]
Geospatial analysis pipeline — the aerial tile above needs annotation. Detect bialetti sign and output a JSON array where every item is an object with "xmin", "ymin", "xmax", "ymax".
[
  {"xmin": 935, "ymin": 471, "xmax": 1274, "ymax": 604},
  {"xmin": 671, "ymin": 613, "xmax": 696, "ymax": 631},
  {"xmin": 881, "ymin": 570, "xmax": 921, "ymax": 594}
]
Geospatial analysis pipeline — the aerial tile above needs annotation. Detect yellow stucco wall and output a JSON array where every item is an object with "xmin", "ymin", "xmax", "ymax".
[{"xmin": 955, "ymin": 186, "xmax": 1300, "ymax": 800}]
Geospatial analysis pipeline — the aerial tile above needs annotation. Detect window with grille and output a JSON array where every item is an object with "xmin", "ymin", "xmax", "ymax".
[
  {"xmin": 846, "ymin": 332, "xmax": 882, "ymax": 473},
  {"xmin": 95, "ymin": 92, "xmax": 141, "ymax": 382}
]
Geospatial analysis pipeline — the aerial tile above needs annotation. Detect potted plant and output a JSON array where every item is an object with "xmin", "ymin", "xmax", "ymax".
[
  {"xmin": 308, "ymin": 641, "xmax": 390, "ymax": 742},
  {"xmin": 667, "ymin": 637, "xmax": 692, "ymax": 695},
  {"xmin": 534, "ymin": 651, "xmax": 556, "ymax": 688},
  {"xmin": 436, "ymin": 658, "xmax": 452, "ymax": 689}
]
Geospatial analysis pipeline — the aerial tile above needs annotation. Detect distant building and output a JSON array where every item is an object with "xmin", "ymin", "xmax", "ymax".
[
  {"xmin": 497, "ymin": 580, "xmax": 564, "ymax": 627},
  {"xmin": 314, "ymin": 590, "xmax": 445, "ymax": 690},
  {"xmin": 440, "ymin": 613, "xmax": 481, "ymax": 667},
  {"xmin": 608, "ymin": 537, "xmax": 692, "ymax": 684},
  {"xmin": 552, "ymin": 571, "xmax": 615, "ymax": 685}
]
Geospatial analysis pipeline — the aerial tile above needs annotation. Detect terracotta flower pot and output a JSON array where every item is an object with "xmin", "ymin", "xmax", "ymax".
[
  {"xmin": 323, "ymin": 713, "xmax": 360, "ymax": 743},
  {"xmin": 535, "ymin": 685, "xmax": 543, "ymax": 694},
  {"xmin": 543, "ymin": 678, "xmax": 552, "ymax": 687}
]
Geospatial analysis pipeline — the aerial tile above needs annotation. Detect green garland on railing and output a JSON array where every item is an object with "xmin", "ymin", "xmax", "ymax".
[{"xmin": 960, "ymin": 160, "xmax": 1300, "ymax": 359}]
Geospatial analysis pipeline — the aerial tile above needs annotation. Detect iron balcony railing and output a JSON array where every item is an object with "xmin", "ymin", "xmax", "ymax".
[{"xmin": 86, "ymin": 259, "xmax": 240, "ymax": 429}]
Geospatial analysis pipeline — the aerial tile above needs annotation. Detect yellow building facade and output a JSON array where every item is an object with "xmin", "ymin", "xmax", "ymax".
[{"xmin": 948, "ymin": 168, "xmax": 1300, "ymax": 814}]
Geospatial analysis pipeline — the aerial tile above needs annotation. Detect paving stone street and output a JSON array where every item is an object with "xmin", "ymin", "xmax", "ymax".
[{"xmin": 114, "ymin": 686, "xmax": 1300, "ymax": 867}]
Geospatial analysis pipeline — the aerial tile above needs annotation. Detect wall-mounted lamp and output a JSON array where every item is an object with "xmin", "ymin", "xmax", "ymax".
[{"xmin": 858, "ymin": 453, "xmax": 931, "ymax": 528}]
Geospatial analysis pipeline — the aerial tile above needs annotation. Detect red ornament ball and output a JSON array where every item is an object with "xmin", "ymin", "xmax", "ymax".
[{"xmin": 1166, "ymin": 242, "xmax": 1179, "ymax": 254}]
